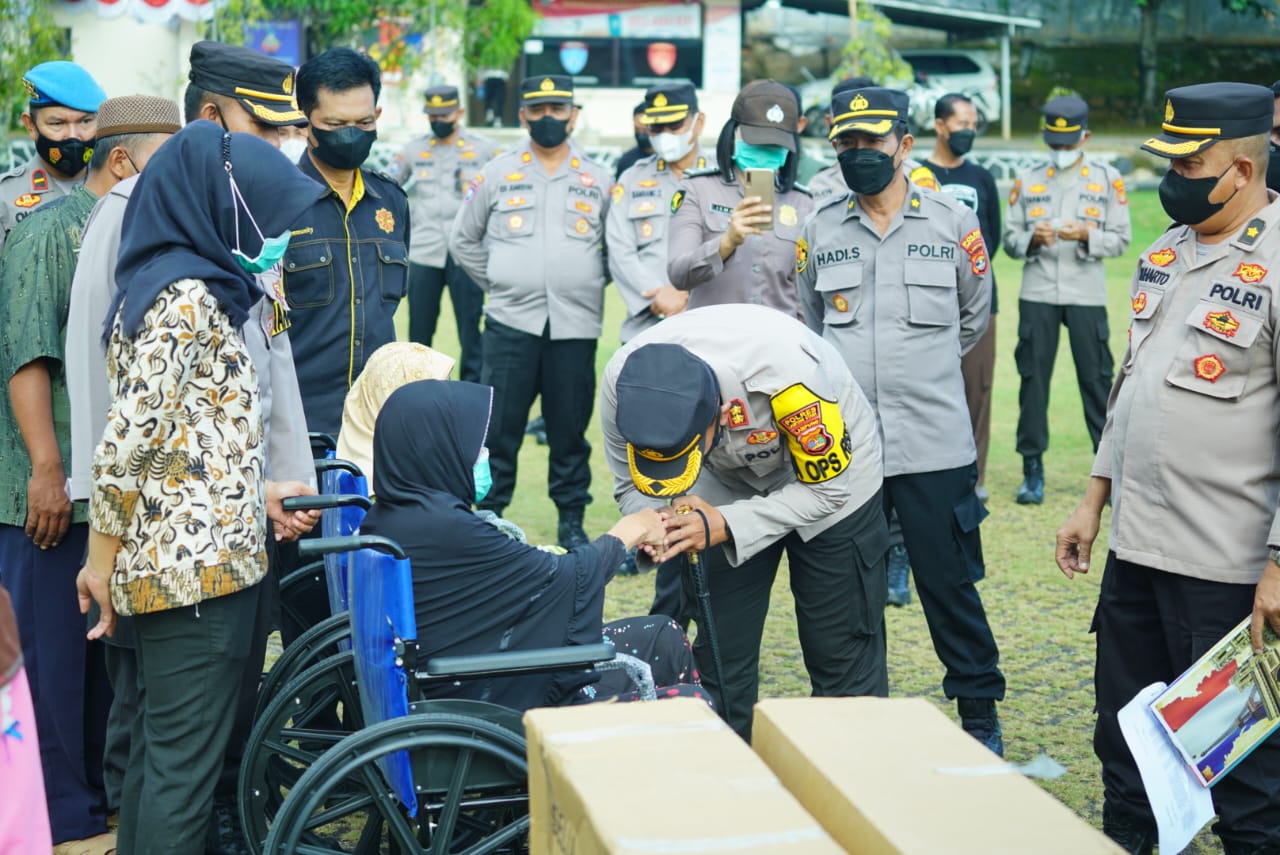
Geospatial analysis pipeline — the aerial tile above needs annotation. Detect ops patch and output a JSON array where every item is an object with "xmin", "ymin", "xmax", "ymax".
[{"xmin": 770, "ymin": 383, "xmax": 851, "ymax": 484}]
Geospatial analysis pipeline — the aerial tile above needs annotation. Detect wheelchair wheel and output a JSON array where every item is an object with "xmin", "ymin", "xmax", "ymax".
[
  {"xmin": 262, "ymin": 713, "xmax": 530, "ymax": 855},
  {"xmin": 240, "ymin": 651, "xmax": 364, "ymax": 854},
  {"xmin": 255, "ymin": 611, "xmax": 350, "ymax": 721}
]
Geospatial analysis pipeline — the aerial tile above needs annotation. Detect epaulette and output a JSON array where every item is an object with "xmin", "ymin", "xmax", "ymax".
[
  {"xmin": 0, "ymin": 163, "xmax": 27, "ymax": 180},
  {"xmin": 684, "ymin": 166, "xmax": 720, "ymax": 179},
  {"xmin": 791, "ymin": 181, "xmax": 812, "ymax": 197},
  {"xmin": 368, "ymin": 170, "xmax": 408, "ymax": 197},
  {"xmin": 815, "ymin": 191, "xmax": 850, "ymax": 213}
]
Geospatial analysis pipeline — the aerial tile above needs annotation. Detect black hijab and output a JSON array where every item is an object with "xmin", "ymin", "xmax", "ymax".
[
  {"xmin": 360, "ymin": 380, "xmax": 608, "ymax": 709},
  {"xmin": 109, "ymin": 120, "xmax": 325, "ymax": 341}
]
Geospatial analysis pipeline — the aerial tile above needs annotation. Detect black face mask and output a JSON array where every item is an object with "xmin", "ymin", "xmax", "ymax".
[
  {"xmin": 430, "ymin": 120, "xmax": 456, "ymax": 140},
  {"xmin": 1267, "ymin": 142, "xmax": 1280, "ymax": 194},
  {"xmin": 635, "ymin": 130, "xmax": 651, "ymax": 151},
  {"xmin": 529, "ymin": 115, "xmax": 570, "ymax": 149},
  {"xmin": 947, "ymin": 129, "xmax": 977, "ymax": 157},
  {"xmin": 838, "ymin": 145, "xmax": 899, "ymax": 196},
  {"xmin": 310, "ymin": 125, "xmax": 377, "ymax": 170},
  {"xmin": 1158, "ymin": 161, "xmax": 1237, "ymax": 226},
  {"xmin": 36, "ymin": 134, "xmax": 93, "ymax": 177}
]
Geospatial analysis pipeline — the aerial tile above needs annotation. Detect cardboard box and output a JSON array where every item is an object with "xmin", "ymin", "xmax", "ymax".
[
  {"xmin": 752, "ymin": 697, "xmax": 1126, "ymax": 855},
  {"xmin": 525, "ymin": 697, "xmax": 845, "ymax": 854}
]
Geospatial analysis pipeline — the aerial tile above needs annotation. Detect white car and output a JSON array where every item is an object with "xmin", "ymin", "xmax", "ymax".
[{"xmin": 900, "ymin": 49, "xmax": 1002, "ymax": 134}]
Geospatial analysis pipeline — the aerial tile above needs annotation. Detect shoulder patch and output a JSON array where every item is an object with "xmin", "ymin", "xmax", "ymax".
[
  {"xmin": 770, "ymin": 382, "xmax": 851, "ymax": 484},
  {"xmin": 795, "ymin": 235, "xmax": 809, "ymax": 274},
  {"xmin": 1238, "ymin": 217, "xmax": 1266, "ymax": 247},
  {"xmin": 909, "ymin": 165, "xmax": 939, "ymax": 191},
  {"xmin": 684, "ymin": 166, "xmax": 720, "ymax": 179},
  {"xmin": 791, "ymin": 181, "xmax": 813, "ymax": 197},
  {"xmin": 670, "ymin": 189, "xmax": 685, "ymax": 214}
]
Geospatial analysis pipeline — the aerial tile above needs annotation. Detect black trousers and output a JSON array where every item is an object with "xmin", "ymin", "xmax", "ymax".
[
  {"xmin": 478, "ymin": 318, "xmax": 595, "ymax": 514},
  {"xmin": 884, "ymin": 464, "xmax": 1004, "ymax": 700},
  {"xmin": 408, "ymin": 257, "xmax": 485, "ymax": 383},
  {"xmin": 1094, "ymin": 553, "xmax": 1280, "ymax": 849},
  {"xmin": 1014, "ymin": 299, "xmax": 1113, "ymax": 458},
  {"xmin": 686, "ymin": 491, "xmax": 890, "ymax": 741},
  {"xmin": 116, "ymin": 584, "xmax": 257, "ymax": 855}
]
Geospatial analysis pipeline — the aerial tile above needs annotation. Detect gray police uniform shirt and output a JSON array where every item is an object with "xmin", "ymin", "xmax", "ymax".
[
  {"xmin": 666, "ymin": 169, "xmax": 813, "ymax": 319},
  {"xmin": 388, "ymin": 129, "xmax": 501, "ymax": 268},
  {"xmin": 65, "ymin": 174, "xmax": 315, "ymax": 502},
  {"xmin": 1092, "ymin": 198, "xmax": 1280, "ymax": 585},
  {"xmin": 797, "ymin": 183, "xmax": 991, "ymax": 478},
  {"xmin": 606, "ymin": 150, "xmax": 714, "ymax": 343},
  {"xmin": 449, "ymin": 142, "xmax": 612, "ymax": 339},
  {"xmin": 0, "ymin": 153, "xmax": 74, "ymax": 254},
  {"xmin": 1003, "ymin": 157, "xmax": 1132, "ymax": 306},
  {"xmin": 600, "ymin": 304, "xmax": 884, "ymax": 566}
]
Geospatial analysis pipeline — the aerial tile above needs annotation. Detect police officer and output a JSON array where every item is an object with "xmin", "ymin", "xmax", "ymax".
[
  {"xmin": 0, "ymin": 61, "xmax": 105, "ymax": 251},
  {"xmin": 1266, "ymin": 80, "xmax": 1280, "ymax": 194},
  {"xmin": 450, "ymin": 75, "xmax": 612, "ymax": 549},
  {"xmin": 387, "ymin": 85, "xmax": 500, "ymax": 382},
  {"xmin": 1056, "ymin": 83, "xmax": 1280, "ymax": 855},
  {"xmin": 796, "ymin": 86, "xmax": 1005, "ymax": 754},
  {"xmin": 1004, "ymin": 95, "xmax": 1131, "ymax": 505},
  {"xmin": 667, "ymin": 79, "xmax": 812, "ymax": 318},
  {"xmin": 183, "ymin": 40, "xmax": 310, "ymax": 142},
  {"xmin": 600, "ymin": 304, "xmax": 889, "ymax": 741},
  {"xmin": 608, "ymin": 80, "xmax": 712, "ymax": 343}
]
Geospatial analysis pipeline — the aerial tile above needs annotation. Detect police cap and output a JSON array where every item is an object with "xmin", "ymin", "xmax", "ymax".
[
  {"xmin": 1141, "ymin": 82, "xmax": 1274, "ymax": 159},
  {"xmin": 1042, "ymin": 95, "xmax": 1087, "ymax": 146},
  {"xmin": 188, "ymin": 40, "xmax": 306, "ymax": 127},
  {"xmin": 423, "ymin": 85, "xmax": 461, "ymax": 116},
  {"xmin": 616, "ymin": 344, "xmax": 720, "ymax": 499},
  {"xmin": 520, "ymin": 75, "xmax": 574, "ymax": 106},
  {"xmin": 732, "ymin": 80, "xmax": 798, "ymax": 152},
  {"xmin": 23, "ymin": 61, "xmax": 106, "ymax": 114},
  {"xmin": 829, "ymin": 86, "xmax": 908, "ymax": 140},
  {"xmin": 640, "ymin": 81, "xmax": 698, "ymax": 127},
  {"xmin": 95, "ymin": 95, "xmax": 182, "ymax": 138}
]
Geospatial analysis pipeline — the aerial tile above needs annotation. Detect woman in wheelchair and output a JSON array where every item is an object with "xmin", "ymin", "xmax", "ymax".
[{"xmin": 360, "ymin": 379, "xmax": 709, "ymax": 709}]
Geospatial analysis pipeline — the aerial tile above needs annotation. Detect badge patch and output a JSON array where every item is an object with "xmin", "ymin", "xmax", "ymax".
[
  {"xmin": 833, "ymin": 294, "xmax": 849, "ymax": 313},
  {"xmin": 1233, "ymin": 262, "xmax": 1267, "ymax": 284},
  {"xmin": 1007, "ymin": 179, "xmax": 1020, "ymax": 205},
  {"xmin": 505, "ymin": 171, "xmax": 525, "ymax": 181},
  {"xmin": 31, "ymin": 169, "xmax": 48, "ymax": 192},
  {"xmin": 13, "ymin": 194, "xmax": 40, "ymax": 208},
  {"xmin": 640, "ymin": 221, "xmax": 654, "ymax": 239},
  {"xmin": 770, "ymin": 383, "xmax": 851, "ymax": 484},
  {"xmin": 374, "ymin": 208, "xmax": 395, "ymax": 233},
  {"xmin": 1029, "ymin": 206, "xmax": 1046, "ymax": 218},
  {"xmin": 507, "ymin": 196, "xmax": 527, "ymax": 206},
  {"xmin": 637, "ymin": 201, "xmax": 655, "ymax": 214},
  {"xmin": 726, "ymin": 398, "xmax": 749, "ymax": 428},
  {"xmin": 778, "ymin": 204, "xmax": 798, "ymax": 226},
  {"xmin": 463, "ymin": 181, "xmax": 478, "ymax": 203},
  {"xmin": 570, "ymin": 156, "xmax": 580, "ymax": 170},
  {"xmin": 961, "ymin": 228, "xmax": 988, "ymax": 276},
  {"xmin": 670, "ymin": 190, "xmax": 684, "ymax": 214},
  {"xmin": 795, "ymin": 236, "xmax": 808, "ymax": 274},
  {"xmin": 508, "ymin": 213, "xmax": 525, "ymax": 230},
  {"xmin": 574, "ymin": 200, "xmax": 593, "ymax": 213},
  {"xmin": 420, "ymin": 151, "xmax": 433, "ymax": 159},
  {"xmin": 579, "ymin": 172, "xmax": 595, "ymax": 187},
  {"xmin": 1147, "ymin": 248, "xmax": 1177, "ymax": 267},
  {"xmin": 1085, "ymin": 206, "xmax": 1102, "ymax": 218},
  {"xmin": 1086, "ymin": 182, "xmax": 1103, "ymax": 193},
  {"xmin": 574, "ymin": 217, "xmax": 590, "ymax": 235},
  {"xmin": 1203, "ymin": 310, "xmax": 1240, "ymax": 338},
  {"xmin": 747, "ymin": 429, "xmax": 777, "ymax": 445},
  {"xmin": 520, "ymin": 151, "xmax": 532, "ymax": 164},
  {"xmin": 460, "ymin": 151, "xmax": 476, "ymax": 159},
  {"xmin": 638, "ymin": 179, "xmax": 658, "ymax": 188},
  {"xmin": 1029, "ymin": 183, "xmax": 1047, "ymax": 194},
  {"xmin": 1194, "ymin": 354, "xmax": 1226, "ymax": 383},
  {"xmin": 909, "ymin": 165, "xmax": 939, "ymax": 191},
  {"xmin": 611, "ymin": 183, "xmax": 624, "ymax": 204},
  {"xmin": 1132, "ymin": 291, "xmax": 1148, "ymax": 314},
  {"xmin": 1113, "ymin": 177, "xmax": 1128, "ymax": 204}
]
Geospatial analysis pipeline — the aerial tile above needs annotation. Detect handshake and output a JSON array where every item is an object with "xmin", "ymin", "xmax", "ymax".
[{"xmin": 610, "ymin": 495, "xmax": 729, "ymax": 564}]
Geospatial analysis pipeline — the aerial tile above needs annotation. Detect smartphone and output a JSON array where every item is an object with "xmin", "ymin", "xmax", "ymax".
[{"xmin": 743, "ymin": 168, "xmax": 775, "ymax": 229}]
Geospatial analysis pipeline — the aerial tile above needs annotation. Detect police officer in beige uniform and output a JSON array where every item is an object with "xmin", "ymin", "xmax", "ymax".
[
  {"xmin": 388, "ymin": 85, "xmax": 500, "ymax": 381},
  {"xmin": 0, "ymin": 62, "xmax": 105, "ymax": 251},
  {"xmin": 608, "ymin": 81, "xmax": 712, "ymax": 343},
  {"xmin": 450, "ymin": 75, "xmax": 612, "ymax": 548},
  {"xmin": 600, "ymin": 304, "xmax": 888, "ymax": 741},
  {"xmin": 1057, "ymin": 83, "xmax": 1280, "ymax": 855},
  {"xmin": 667, "ymin": 79, "xmax": 812, "ymax": 318},
  {"xmin": 1004, "ymin": 96, "xmax": 1131, "ymax": 505},
  {"xmin": 796, "ymin": 86, "xmax": 1004, "ymax": 754}
]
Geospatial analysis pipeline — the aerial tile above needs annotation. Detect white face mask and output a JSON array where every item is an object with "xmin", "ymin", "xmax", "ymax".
[
  {"xmin": 280, "ymin": 137, "xmax": 308, "ymax": 164},
  {"xmin": 652, "ymin": 128, "xmax": 695, "ymax": 163},
  {"xmin": 1050, "ymin": 147, "xmax": 1081, "ymax": 171}
]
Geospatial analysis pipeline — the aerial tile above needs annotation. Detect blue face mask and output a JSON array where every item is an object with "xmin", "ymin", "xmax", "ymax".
[
  {"xmin": 733, "ymin": 140, "xmax": 789, "ymax": 173},
  {"xmin": 473, "ymin": 447, "xmax": 492, "ymax": 504},
  {"xmin": 229, "ymin": 172, "xmax": 291, "ymax": 274}
]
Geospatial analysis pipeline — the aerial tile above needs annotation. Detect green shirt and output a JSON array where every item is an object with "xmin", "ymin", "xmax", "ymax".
[{"xmin": 0, "ymin": 183, "xmax": 96, "ymax": 527}]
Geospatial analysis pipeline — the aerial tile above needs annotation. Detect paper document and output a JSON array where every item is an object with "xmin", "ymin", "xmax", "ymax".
[{"xmin": 1119, "ymin": 682, "xmax": 1215, "ymax": 855}]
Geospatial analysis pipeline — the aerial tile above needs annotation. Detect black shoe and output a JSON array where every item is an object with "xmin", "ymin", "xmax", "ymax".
[
  {"xmin": 957, "ymin": 697, "xmax": 1004, "ymax": 757},
  {"xmin": 525, "ymin": 416, "xmax": 548, "ymax": 445},
  {"xmin": 206, "ymin": 795, "xmax": 251, "ymax": 855},
  {"xmin": 886, "ymin": 544, "xmax": 911, "ymax": 607},
  {"xmin": 1101, "ymin": 802, "xmax": 1155, "ymax": 855},
  {"xmin": 1015, "ymin": 455, "xmax": 1044, "ymax": 505},
  {"xmin": 557, "ymin": 508, "xmax": 589, "ymax": 550}
]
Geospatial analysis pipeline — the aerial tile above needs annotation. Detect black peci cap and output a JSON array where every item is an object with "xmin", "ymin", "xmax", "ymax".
[
  {"xmin": 520, "ymin": 75, "xmax": 574, "ymax": 106},
  {"xmin": 1042, "ymin": 95, "xmax": 1088, "ymax": 146},
  {"xmin": 640, "ymin": 81, "xmax": 698, "ymax": 126},
  {"xmin": 829, "ymin": 86, "xmax": 908, "ymax": 139},
  {"xmin": 423, "ymin": 85, "xmax": 461, "ymax": 116},
  {"xmin": 1142, "ymin": 82, "xmax": 1274, "ymax": 159},
  {"xmin": 189, "ymin": 41, "xmax": 305, "ymax": 127}
]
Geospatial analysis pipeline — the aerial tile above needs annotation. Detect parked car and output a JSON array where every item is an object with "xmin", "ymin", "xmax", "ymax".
[{"xmin": 899, "ymin": 49, "xmax": 1001, "ymax": 135}]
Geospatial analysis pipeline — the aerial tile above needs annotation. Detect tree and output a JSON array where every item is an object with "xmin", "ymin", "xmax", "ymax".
[
  {"xmin": 0, "ymin": 0, "xmax": 68, "ymax": 132},
  {"xmin": 832, "ymin": 2, "xmax": 912, "ymax": 87},
  {"xmin": 1135, "ymin": 0, "xmax": 1271, "ymax": 118}
]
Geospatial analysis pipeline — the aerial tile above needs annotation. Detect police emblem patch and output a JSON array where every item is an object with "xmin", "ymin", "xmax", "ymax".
[
  {"xmin": 795, "ymin": 236, "xmax": 808, "ymax": 274},
  {"xmin": 611, "ymin": 183, "xmax": 624, "ymax": 204},
  {"xmin": 726, "ymin": 398, "xmax": 749, "ymax": 428},
  {"xmin": 766, "ymin": 104, "xmax": 784, "ymax": 123},
  {"xmin": 579, "ymin": 172, "xmax": 595, "ymax": 187},
  {"xmin": 1132, "ymin": 291, "xmax": 1148, "ymax": 314},
  {"xmin": 1008, "ymin": 179, "xmax": 1021, "ymax": 205},
  {"xmin": 833, "ymin": 294, "xmax": 849, "ymax": 313},
  {"xmin": 1203, "ymin": 310, "xmax": 1240, "ymax": 338},
  {"xmin": 508, "ymin": 214, "xmax": 524, "ymax": 230},
  {"xmin": 574, "ymin": 217, "xmax": 590, "ymax": 235},
  {"xmin": 640, "ymin": 221, "xmax": 654, "ymax": 239},
  {"xmin": 961, "ymin": 228, "xmax": 988, "ymax": 276},
  {"xmin": 1233, "ymin": 262, "xmax": 1267, "ymax": 284},
  {"xmin": 1148, "ymin": 248, "xmax": 1177, "ymax": 267},
  {"xmin": 13, "ymin": 194, "xmax": 40, "ymax": 208},
  {"xmin": 670, "ymin": 190, "xmax": 684, "ymax": 214},
  {"xmin": 1194, "ymin": 354, "xmax": 1226, "ymax": 383},
  {"xmin": 779, "ymin": 204, "xmax": 798, "ymax": 226},
  {"xmin": 747, "ymin": 430, "xmax": 777, "ymax": 445},
  {"xmin": 375, "ymin": 208, "xmax": 395, "ymax": 233}
]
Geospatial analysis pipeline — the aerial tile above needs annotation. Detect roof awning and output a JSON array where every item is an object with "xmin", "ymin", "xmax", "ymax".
[
  {"xmin": 58, "ymin": 0, "xmax": 217, "ymax": 23},
  {"xmin": 741, "ymin": 0, "xmax": 1041, "ymax": 36}
]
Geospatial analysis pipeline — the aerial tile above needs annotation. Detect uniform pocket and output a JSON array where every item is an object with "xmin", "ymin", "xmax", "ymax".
[
  {"xmin": 498, "ymin": 195, "xmax": 535, "ymax": 239},
  {"xmin": 1164, "ymin": 298, "xmax": 1263, "ymax": 401},
  {"xmin": 904, "ymin": 260, "xmax": 958, "ymax": 327},
  {"xmin": 376, "ymin": 239, "xmax": 409, "ymax": 302},
  {"xmin": 952, "ymin": 491, "xmax": 989, "ymax": 583},
  {"xmin": 282, "ymin": 240, "xmax": 335, "ymax": 309},
  {"xmin": 815, "ymin": 261, "xmax": 863, "ymax": 326},
  {"xmin": 564, "ymin": 195, "xmax": 603, "ymax": 242},
  {"xmin": 628, "ymin": 199, "xmax": 666, "ymax": 247}
]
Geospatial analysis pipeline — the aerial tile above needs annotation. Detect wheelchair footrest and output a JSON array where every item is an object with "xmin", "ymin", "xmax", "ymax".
[{"xmin": 419, "ymin": 641, "xmax": 616, "ymax": 682}]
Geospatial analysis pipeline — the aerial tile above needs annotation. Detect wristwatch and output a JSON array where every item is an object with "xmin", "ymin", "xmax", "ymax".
[{"xmin": 1269, "ymin": 547, "xmax": 1280, "ymax": 566}]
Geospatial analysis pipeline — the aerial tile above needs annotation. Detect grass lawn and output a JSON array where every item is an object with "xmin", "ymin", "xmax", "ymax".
[{"xmin": 399, "ymin": 189, "xmax": 1225, "ymax": 852}]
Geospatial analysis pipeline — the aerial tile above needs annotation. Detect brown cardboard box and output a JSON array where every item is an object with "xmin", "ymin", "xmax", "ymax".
[
  {"xmin": 525, "ymin": 697, "xmax": 845, "ymax": 854},
  {"xmin": 752, "ymin": 697, "xmax": 1126, "ymax": 855}
]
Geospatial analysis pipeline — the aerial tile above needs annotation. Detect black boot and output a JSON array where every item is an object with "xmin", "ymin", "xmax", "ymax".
[
  {"xmin": 957, "ymin": 697, "xmax": 1003, "ymax": 757},
  {"xmin": 525, "ymin": 415, "xmax": 548, "ymax": 445},
  {"xmin": 206, "ymin": 794, "xmax": 251, "ymax": 855},
  {"xmin": 886, "ymin": 544, "xmax": 911, "ymax": 607},
  {"xmin": 1101, "ymin": 803, "xmax": 1155, "ymax": 855},
  {"xmin": 1015, "ymin": 455, "xmax": 1044, "ymax": 505},
  {"xmin": 557, "ymin": 507, "xmax": 589, "ymax": 550}
]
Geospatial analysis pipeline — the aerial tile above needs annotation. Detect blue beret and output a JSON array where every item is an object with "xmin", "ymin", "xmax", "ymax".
[{"xmin": 23, "ymin": 61, "xmax": 106, "ymax": 113}]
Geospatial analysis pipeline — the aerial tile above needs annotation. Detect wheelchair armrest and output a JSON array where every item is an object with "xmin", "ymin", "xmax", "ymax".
[
  {"xmin": 313, "ymin": 458, "xmax": 364, "ymax": 478},
  {"xmin": 309, "ymin": 432, "xmax": 338, "ymax": 455},
  {"xmin": 297, "ymin": 534, "xmax": 406, "ymax": 560},
  {"xmin": 282, "ymin": 493, "xmax": 372, "ymax": 513},
  {"xmin": 418, "ymin": 641, "xmax": 616, "ymax": 682}
]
